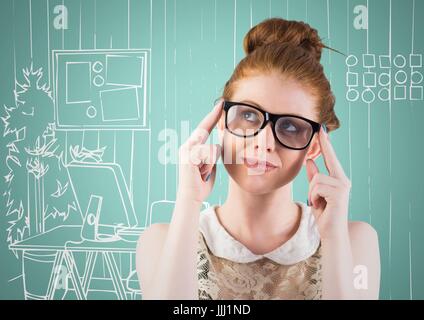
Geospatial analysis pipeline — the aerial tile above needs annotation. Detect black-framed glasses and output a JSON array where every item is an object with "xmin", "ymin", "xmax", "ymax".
[{"xmin": 222, "ymin": 100, "xmax": 323, "ymax": 150}]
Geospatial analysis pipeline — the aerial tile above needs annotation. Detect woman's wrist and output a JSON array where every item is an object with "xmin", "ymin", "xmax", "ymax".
[
  {"xmin": 176, "ymin": 191, "xmax": 203, "ymax": 207},
  {"xmin": 320, "ymin": 224, "xmax": 350, "ymax": 244}
]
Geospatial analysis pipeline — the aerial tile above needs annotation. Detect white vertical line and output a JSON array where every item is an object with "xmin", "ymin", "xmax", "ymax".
[
  {"xmin": 164, "ymin": 119, "xmax": 167, "ymax": 200},
  {"xmin": 27, "ymin": 170, "xmax": 30, "ymax": 235},
  {"xmin": 389, "ymin": 0, "xmax": 392, "ymax": 177},
  {"xmin": 269, "ymin": 0, "xmax": 271, "ymax": 18},
  {"xmin": 94, "ymin": 0, "xmax": 97, "ymax": 49},
  {"xmin": 165, "ymin": 0, "xmax": 167, "ymax": 113},
  {"xmin": 306, "ymin": 0, "xmax": 308, "ymax": 21},
  {"xmin": 250, "ymin": 0, "xmax": 252, "ymax": 28},
  {"xmin": 47, "ymin": 0, "xmax": 51, "ymax": 87},
  {"xmin": 214, "ymin": 0, "xmax": 217, "ymax": 42},
  {"xmin": 128, "ymin": 0, "xmax": 130, "ymax": 49},
  {"xmin": 174, "ymin": 0, "xmax": 178, "ymax": 195},
  {"xmin": 79, "ymin": 0, "xmax": 82, "ymax": 50},
  {"xmin": 412, "ymin": 0, "xmax": 415, "ymax": 53},
  {"xmin": 97, "ymin": 130, "xmax": 100, "ymax": 149},
  {"xmin": 347, "ymin": 0, "xmax": 353, "ymax": 212},
  {"xmin": 29, "ymin": 0, "xmax": 33, "ymax": 60},
  {"xmin": 287, "ymin": 0, "xmax": 289, "ymax": 19},
  {"xmin": 326, "ymin": 0, "xmax": 331, "ymax": 64},
  {"xmin": 65, "ymin": 131, "xmax": 68, "ymax": 164},
  {"xmin": 34, "ymin": 173, "xmax": 38, "ymax": 233},
  {"xmin": 388, "ymin": 1, "xmax": 392, "ymax": 299},
  {"xmin": 366, "ymin": 0, "xmax": 371, "ymax": 221},
  {"xmin": 233, "ymin": 0, "xmax": 236, "ymax": 69},
  {"xmin": 13, "ymin": 0, "xmax": 17, "ymax": 94},
  {"xmin": 145, "ymin": 128, "xmax": 152, "ymax": 228},
  {"xmin": 409, "ymin": 0, "xmax": 415, "ymax": 300},
  {"xmin": 409, "ymin": 231, "xmax": 413, "ymax": 299},
  {"xmin": 409, "ymin": 201, "xmax": 412, "ymax": 299},
  {"xmin": 130, "ymin": 130, "xmax": 134, "ymax": 201},
  {"xmin": 62, "ymin": 0, "xmax": 64, "ymax": 49},
  {"xmin": 102, "ymin": 256, "xmax": 106, "ymax": 278},
  {"xmin": 41, "ymin": 176, "xmax": 45, "ymax": 233},
  {"xmin": 119, "ymin": 253, "xmax": 122, "ymax": 278},
  {"xmin": 389, "ymin": 0, "xmax": 392, "ymax": 299},
  {"xmin": 150, "ymin": 0, "xmax": 152, "ymax": 47},
  {"xmin": 82, "ymin": 130, "xmax": 85, "ymax": 147},
  {"xmin": 389, "ymin": 190, "xmax": 392, "ymax": 300},
  {"xmin": 29, "ymin": 0, "xmax": 32, "ymax": 62},
  {"xmin": 174, "ymin": 74, "xmax": 178, "ymax": 197}
]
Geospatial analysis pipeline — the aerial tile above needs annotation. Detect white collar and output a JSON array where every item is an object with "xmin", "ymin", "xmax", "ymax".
[{"xmin": 199, "ymin": 201, "xmax": 321, "ymax": 265}]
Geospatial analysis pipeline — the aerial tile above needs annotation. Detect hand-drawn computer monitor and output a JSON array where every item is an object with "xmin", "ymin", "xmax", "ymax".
[{"xmin": 66, "ymin": 162, "xmax": 138, "ymax": 237}]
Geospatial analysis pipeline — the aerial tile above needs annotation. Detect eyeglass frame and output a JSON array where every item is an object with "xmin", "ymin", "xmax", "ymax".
[{"xmin": 222, "ymin": 100, "xmax": 324, "ymax": 151}]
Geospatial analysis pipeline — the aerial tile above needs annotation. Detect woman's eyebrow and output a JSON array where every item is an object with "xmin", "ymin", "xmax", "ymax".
[
  {"xmin": 240, "ymin": 99, "xmax": 262, "ymax": 107},
  {"xmin": 240, "ymin": 99, "xmax": 304, "ymax": 118}
]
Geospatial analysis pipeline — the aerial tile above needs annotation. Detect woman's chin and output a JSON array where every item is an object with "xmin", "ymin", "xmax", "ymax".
[{"xmin": 239, "ymin": 173, "xmax": 279, "ymax": 194}]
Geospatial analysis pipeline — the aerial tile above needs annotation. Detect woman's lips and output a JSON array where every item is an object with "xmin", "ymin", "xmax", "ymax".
[{"xmin": 242, "ymin": 157, "xmax": 278, "ymax": 173}]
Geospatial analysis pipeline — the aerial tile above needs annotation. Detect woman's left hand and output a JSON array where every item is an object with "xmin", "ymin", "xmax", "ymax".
[{"xmin": 306, "ymin": 126, "xmax": 352, "ymax": 240}]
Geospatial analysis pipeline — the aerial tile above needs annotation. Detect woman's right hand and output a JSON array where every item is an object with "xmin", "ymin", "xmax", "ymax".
[{"xmin": 176, "ymin": 98, "xmax": 224, "ymax": 204}]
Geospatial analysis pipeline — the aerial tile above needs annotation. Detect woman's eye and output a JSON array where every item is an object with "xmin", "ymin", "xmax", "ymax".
[
  {"xmin": 241, "ymin": 111, "xmax": 258, "ymax": 122},
  {"xmin": 280, "ymin": 121, "xmax": 298, "ymax": 132}
]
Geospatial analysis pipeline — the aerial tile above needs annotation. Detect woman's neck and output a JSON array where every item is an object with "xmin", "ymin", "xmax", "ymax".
[{"xmin": 215, "ymin": 177, "xmax": 302, "ymax": 255}]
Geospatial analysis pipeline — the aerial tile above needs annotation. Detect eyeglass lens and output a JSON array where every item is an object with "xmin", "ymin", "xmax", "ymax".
[{"xmin": 226, "ymin": 104, "xmax": 313, "ymax": 149}]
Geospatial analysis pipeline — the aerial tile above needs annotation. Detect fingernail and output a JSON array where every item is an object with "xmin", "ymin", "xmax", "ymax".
[
  {"xmin": 215, "ymin": 97, "xmax": 223, "ymax": 106},
  {"xmin": 205, "ymin": 173, "xmax": 211, "ymax": 181},
  {"xmin": 306, "ymin": 198, "xmax": 310, "ymax": 206}
]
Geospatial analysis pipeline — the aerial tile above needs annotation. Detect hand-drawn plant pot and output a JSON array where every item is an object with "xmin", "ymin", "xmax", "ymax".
[{"xmin": 22, "ymin": 251, "xmax": 67, "ymax": 300}]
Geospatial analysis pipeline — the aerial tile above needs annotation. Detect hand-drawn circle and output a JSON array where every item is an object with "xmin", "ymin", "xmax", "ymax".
[
  {"xmin": 92, "ymin": 61, "xmax": 104, "ymax": 73},
  {"xmin": 378, "ymin": 73, "xmax": 391, "ymax": 86},
  {"xmin": 346, "ymin": 88, "xmax": 359, "ymax": 102},
  {"xmin": 345, "ymin": 55, "xmax": 358, "ymax": 67},
  {"xmin": 93, "ymin": 75, "xmax": 105, "ymax": 87},
  {"xmin": 362, "ymin": 88, "xmax": 375, "ymax": 103},
  {"xmin": 394, "ymin": 70, "xmax": 407, "ymax": 84},
  {"xmin": 87, "ymin": 105, "xmax": 97, "ymax": 118},
  {"xmin": 393, "ymin": 54, "xmax": 406, "ymax": 68},
  {"xmin": 378, "ymin": 87, "xmax": 390, "ymax": 101},
  {"xmin": 411, "ymin": 71, "xmax": 423, "ymax": 84}
]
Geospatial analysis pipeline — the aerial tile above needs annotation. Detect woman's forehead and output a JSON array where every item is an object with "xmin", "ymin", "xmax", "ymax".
[{"xmin": 230, "ymin": 74, "xmax": 317, "ymax": 118}]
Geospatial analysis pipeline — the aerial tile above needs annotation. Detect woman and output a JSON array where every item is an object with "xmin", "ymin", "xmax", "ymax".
[{"xmin": 136, "ymin": 17, "xmax": 380, "ymax": 300}]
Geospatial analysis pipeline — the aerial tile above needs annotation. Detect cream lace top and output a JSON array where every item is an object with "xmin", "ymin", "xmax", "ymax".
[{"xmin": 197, "ymin": 201, "xmax": 323, "ymax": 300}]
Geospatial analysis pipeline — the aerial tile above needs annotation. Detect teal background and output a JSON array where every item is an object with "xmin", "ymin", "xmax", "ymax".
[{"xmin": 0, "ymin": 0, "xmax": 423, "ymax": 300}]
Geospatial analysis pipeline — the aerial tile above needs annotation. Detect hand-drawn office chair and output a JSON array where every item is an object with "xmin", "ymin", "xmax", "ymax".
[{"xmin": 124, "ymin": 199, "xmax": 210, "ymax": 299}]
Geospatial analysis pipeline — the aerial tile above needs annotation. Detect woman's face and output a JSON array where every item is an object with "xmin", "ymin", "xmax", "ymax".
[{"xmin": 217, "ymin": 72, "xmax": 322, "ymax": 194}]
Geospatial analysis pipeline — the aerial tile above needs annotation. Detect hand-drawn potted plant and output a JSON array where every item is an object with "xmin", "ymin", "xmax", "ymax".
[{"xmin": 1, "ymin": 65, "xmax": 81, "ymax": 299}]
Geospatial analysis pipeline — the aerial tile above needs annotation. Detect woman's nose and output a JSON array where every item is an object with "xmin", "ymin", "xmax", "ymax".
[{"xmin": 254, "ymin": 122, "xmax": 276, "ymax": 152}]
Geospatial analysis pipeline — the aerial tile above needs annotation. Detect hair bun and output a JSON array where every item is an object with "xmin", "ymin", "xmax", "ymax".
[{"xmin": 243, "ymin": 18, "xmax": 325, "ymax": 61}]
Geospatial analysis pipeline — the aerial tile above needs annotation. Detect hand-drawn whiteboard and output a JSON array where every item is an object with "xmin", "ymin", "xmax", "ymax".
[{"xmin": 53, "ymin": 49, "xmax": 149, "ymax": 129}]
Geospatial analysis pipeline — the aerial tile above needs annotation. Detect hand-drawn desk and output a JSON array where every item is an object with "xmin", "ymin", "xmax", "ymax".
[{"xmin": 9, "ymin": 225, "xmax": 141, "ymax": 300}]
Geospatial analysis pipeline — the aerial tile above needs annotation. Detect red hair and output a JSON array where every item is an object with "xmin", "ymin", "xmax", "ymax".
[{"xmin": 222, "ymin": 18, "xmax": 340, "ymax": 132}]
